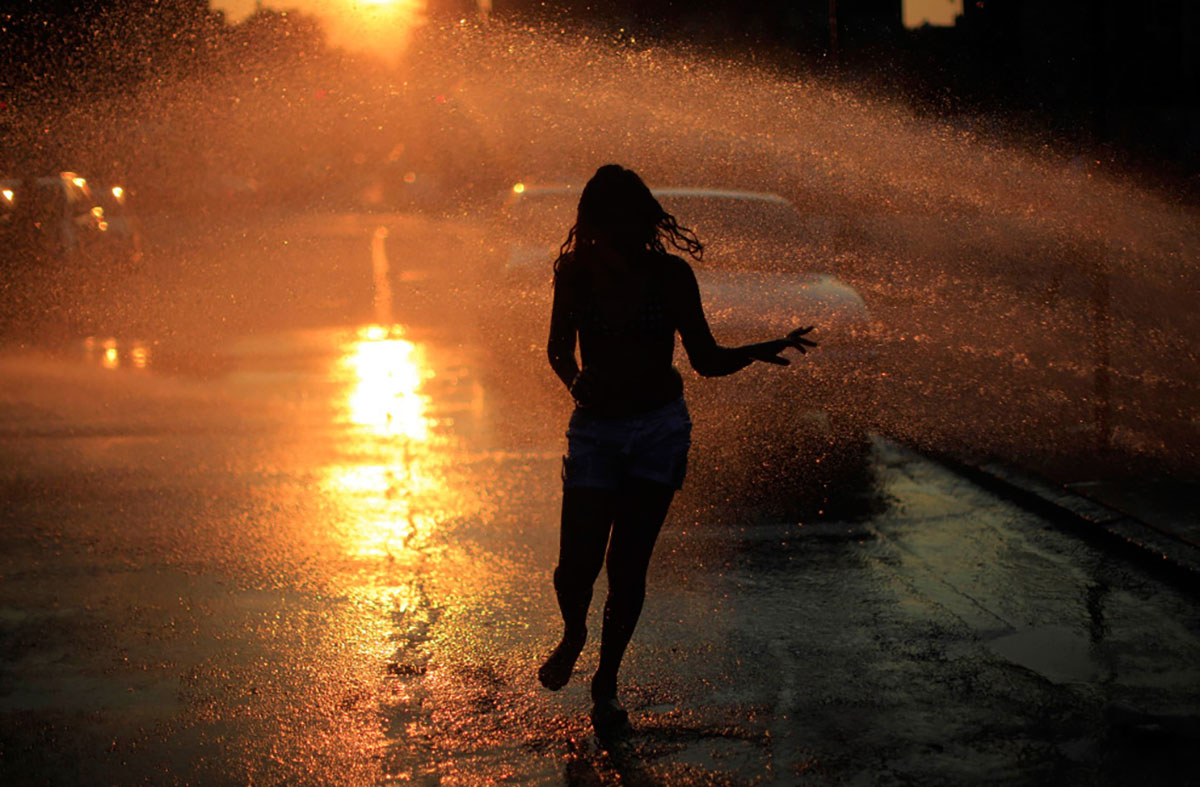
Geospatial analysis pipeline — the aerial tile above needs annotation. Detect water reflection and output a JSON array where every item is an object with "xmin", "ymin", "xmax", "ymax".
[
  {"xmin": 325, "ymin": 324, "xmax": 442, "ymax": 559},
  {"xmin": 209, "ymin": 317, "xmax": 523, "ymax": 775},
  {"xmin": 342, "ymin": 324, "xmax": 429, "ymax": 441}
]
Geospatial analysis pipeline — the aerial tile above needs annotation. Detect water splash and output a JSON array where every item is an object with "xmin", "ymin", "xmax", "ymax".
[{"xmin": 7, "ymin": 15, "xmax": 1198, "ymax": 476}]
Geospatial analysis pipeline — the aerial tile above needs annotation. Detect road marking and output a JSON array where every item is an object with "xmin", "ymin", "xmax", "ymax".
[{"xmin": 372, "ymin": 225, "xmax": 393, "ymax": 325}]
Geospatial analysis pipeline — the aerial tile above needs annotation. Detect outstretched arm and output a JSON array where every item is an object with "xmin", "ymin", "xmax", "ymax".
[
  {"xmin": 672, "ymin": 262, "xmax": 816, "ymax": 376},
  {"xmin": 738, "ymin": 327, "xmax": 818, "ymax": 365}
]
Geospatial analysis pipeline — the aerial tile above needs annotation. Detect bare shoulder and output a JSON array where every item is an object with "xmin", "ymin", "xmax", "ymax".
[
  {"xmin": 657, "ymin": 252, "xmax": 698, "ymax": 289},
  {"xmin": 657, "ymin": 252, "xmax": 694, "ymax": 277}
]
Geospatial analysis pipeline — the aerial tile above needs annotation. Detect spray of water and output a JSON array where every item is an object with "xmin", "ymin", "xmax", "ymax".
[{"xmin": 5, "ymin": 15, "xmax": 1198, "ymax": 477}]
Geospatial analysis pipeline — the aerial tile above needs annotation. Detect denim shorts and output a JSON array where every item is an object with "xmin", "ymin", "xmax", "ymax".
[{"xmin": 562, "ymin": 397, "xmax": 692, "ymax": 490}]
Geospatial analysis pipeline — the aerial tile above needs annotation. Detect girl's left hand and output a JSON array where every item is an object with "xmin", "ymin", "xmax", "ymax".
[
  {"xmin": 747, "ymin": 340, "xmax": 795, "ymax": 365},
  {"xmin": 746, "ymin": 327, "xmax": 818, "ymax": 365},
  {"xmin": 785, "ymin": 326, "xmax": 818, "ymax": 353}
]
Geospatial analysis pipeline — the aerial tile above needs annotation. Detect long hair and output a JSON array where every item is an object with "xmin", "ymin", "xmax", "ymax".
[{"xmin": 553, "ymin": 165, "xmax": 703, "ymax": 276}]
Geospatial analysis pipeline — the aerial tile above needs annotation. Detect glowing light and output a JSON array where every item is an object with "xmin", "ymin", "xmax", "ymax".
[
  {"xmin": 322, "ymin": 0, "xmax": 427, "ymax": 65},
  {"xmin": 111, "ymin": 185, "xmax": 125, "ymax": 202},
  {"xmin": 72, "ymin": 176, "xmax": 87, "ymax": 188},
  {"xmin": 340, "ymin": 330, "xmax": 430, "ymax": 441},
  {"xmin": 512, "ymin": 182, "xmax": 526, "ymax": 194},
  {"xmin": 323, "ymin": 325, "xmax": 456, "ymax": 559},
  {"xmin": 130, "ymin": 344, "xmax": 149, "ymax": 369},
  {"xmin": 2, "ymin": 189, "xmax": 12, "ymax": 202},
  {"xmin": 90, "ymin": 206, "xmax": 104, "ymax": 219},
  {"xmin": 361, "ymin": 324, "xmax": 390, "ymax": 342},
  {"xmin": 101, "ymin": 339, "xmax": 119, "ymax": 370}
]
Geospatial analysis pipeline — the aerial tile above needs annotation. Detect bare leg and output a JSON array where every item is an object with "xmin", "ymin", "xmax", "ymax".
[
  {"xmin": 591, "ymin": 478, "xmax": 675, "ymax": 705},
  {"xmin": 539, "ymin": 487, "xmax": 615, "ymax": 690}
]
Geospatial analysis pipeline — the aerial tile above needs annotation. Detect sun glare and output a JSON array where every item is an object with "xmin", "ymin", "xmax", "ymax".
[
  {"xmin": 325, "ymin": 0, "xmax": 427, "ymax": 63},
  {"xmin": 210, "ymin": 0, "xmax": 427, "ymax": 62},
  {"xmin": 324, "ymin": 326, "xmax": 448, "ymax": 559},
  {"xmin": 341, "ymin": 330, "xmax": 430, "ymax": 441}
]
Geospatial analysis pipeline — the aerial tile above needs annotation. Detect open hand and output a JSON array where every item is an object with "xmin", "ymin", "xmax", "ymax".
[
  {"xmin": 785, "ymin": 326, "xmax": 818, "ymax": 354},
  {"xmin": 745, "ymin": 326, "xmax": 818, "ymax": 366}
]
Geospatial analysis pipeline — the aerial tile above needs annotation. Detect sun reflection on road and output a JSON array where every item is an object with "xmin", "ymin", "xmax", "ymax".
[
  {"xmin": 307, "ymin": 320, "xmax": 512, "ymax": 750},
  {"xmin": 342, "ymin": 324, "xmax": 430, "ymax": 441},
  {"xmin": 323, "ymin": 324, "xmax": 445, "ymax": 559}
]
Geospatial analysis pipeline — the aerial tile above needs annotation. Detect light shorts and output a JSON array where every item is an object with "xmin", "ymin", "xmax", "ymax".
[{"xmin": 562, "ymin": 397, "xmax": 692, "ymax": 491}]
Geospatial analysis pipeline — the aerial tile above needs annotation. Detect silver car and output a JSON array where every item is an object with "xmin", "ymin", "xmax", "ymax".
[
  {"xmin": 492, "ymin": 183, "xmax": 877, "ymax": 469},
  {"xmin": 0, "ymin": 172, "xmax": 126, "ymax": 266}
]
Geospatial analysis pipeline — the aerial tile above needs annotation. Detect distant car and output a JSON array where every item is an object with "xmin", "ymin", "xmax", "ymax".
[
  {"xmin": 2, "ymin": 172, "xmax": 103, "ymax": 265},
  {"xmin": 0, "ymin": 172, "xmax": 137, "ymax": 268},
  {"xmin": 489, "ymin": 183, "xmax": 878, "ymax": 468},
  {"xmin": 93, "ymin": 181, "xmax": 144, "ymax": 266}
]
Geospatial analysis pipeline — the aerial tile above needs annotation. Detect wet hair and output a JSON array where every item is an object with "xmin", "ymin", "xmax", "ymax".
[{"xmin": 553, "ymin": 164, "xmax": 703, "ymax": 275}]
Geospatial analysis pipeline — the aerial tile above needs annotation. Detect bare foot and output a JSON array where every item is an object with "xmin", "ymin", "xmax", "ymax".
[
  {"xmin": 537, "ymin": 630, "xmax": 586, "ymax": 690},
  {"xmin": 590, "ymin": 697, "xmax": 630, "ymax": 734}
]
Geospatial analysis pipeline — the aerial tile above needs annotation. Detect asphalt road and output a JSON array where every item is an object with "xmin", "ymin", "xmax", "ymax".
[{"xmin": 1, "ymin": 214, "xmax": 1198, "ymax": 785}]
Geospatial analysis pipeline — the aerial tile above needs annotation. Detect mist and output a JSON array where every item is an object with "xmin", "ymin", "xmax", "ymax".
[{"xmin": 3, "ymin": 9, "xmax": 1197, "ymax": 479}]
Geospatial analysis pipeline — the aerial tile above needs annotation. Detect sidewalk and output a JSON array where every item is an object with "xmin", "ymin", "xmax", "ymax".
[
  {"xmin": 929, "ymin": 450, "xmax": 1200, "ymax": 587},
  {"xmin": 1064, "ymin": 477, "xmax": 1200, "ymax": 549}
]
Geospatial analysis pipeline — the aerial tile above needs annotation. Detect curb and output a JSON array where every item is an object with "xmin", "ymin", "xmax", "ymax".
[{"xmin": 920, "ymin": 449, "xmax": 1200, "ymax": 593}]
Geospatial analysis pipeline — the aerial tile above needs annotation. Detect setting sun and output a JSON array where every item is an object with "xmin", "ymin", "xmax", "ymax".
[{"xmin": 212, "ymin": 0, "xmax": 428, "ymax": 61}]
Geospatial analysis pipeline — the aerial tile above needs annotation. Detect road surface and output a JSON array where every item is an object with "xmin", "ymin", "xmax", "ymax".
[{"xmin": 1, "ymin": 213, "xmax": 1197, "ymax": 784}]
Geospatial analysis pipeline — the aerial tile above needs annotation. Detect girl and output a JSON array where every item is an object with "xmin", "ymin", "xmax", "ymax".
[{"xmin": 540, "ymin": 164, "xmax": 815, "ymax": 730}]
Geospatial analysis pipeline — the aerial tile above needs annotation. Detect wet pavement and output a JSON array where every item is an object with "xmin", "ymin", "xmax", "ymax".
[{"xmin": 2, "ymin": 214, "xmax": 1199, "ymax": 784}]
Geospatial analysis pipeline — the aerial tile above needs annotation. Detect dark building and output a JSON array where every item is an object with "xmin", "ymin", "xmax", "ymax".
[
  {"xmin": 448, "ymin": 0, "xmax": 904, "ymax": 66},
  {"xmin": 956, "ymin": 0, "xmax": 1199, "ymax": 167},
  {"xmin": 433, "ymin": 0, "xmax": 1196, "ymax": 172}
]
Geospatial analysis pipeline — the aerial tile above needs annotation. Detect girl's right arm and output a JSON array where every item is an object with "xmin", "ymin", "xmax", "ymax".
[{"xmin": 547, "ymin": 272, "xmax": 581, "ymax": 391}]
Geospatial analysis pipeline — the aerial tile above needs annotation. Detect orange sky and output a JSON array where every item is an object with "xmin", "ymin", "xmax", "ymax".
[
  {"xmin": 211, "ymin": 1, "xmax": 962, "ymax": 32},
  {"xmin": 904, "ymin": 0, "xmax": 963, "ymax": 27},
  {"xmin": 212, "ymin": 0, "xmax": 430, "ymax": 62},
  {"xmin": 211, "ymin": 0, "xmax": 258, "ymax": 21},
  {"xmin": 213, "ymin": 0, "xmax": 431, "ymax": 23}
]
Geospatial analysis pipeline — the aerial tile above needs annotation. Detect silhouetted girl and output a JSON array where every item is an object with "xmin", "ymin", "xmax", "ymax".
[{"xmin": 540, "ymin": 164, "xmax": 815, "ymax": 731}]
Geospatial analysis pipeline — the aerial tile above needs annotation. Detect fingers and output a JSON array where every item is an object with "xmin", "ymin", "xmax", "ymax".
[
  {"xmin": 785, "ymin": 326, "xmax": 818, "ymax": 350},
  {"xmin": 787, "ymin": 325, "xmax": 815, "ymax": 339},
  {"xmin": 752, "ymin": 327, "xmax": 817, "ymax": 366}
]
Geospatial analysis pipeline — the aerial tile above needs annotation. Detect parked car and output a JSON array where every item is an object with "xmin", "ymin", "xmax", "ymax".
[
  {"xmin": 93, "ymin": 181, "xmax": 144, "ymax": 266},
  {"xmin": 0, "ymin": 172, "xmax": 139, "ymax": 269},
  {"xmin": 487, "ymin": 182, "xmax": 878, "ymax": 474}
]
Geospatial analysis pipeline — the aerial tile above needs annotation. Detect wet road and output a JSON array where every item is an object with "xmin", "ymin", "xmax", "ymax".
[{"xmin": 2, "ymin": 214, "xmax": 1198, "ymax": 784}]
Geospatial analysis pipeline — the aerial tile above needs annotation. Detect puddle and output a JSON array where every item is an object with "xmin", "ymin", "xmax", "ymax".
[{"xmin": 987, "ymin": 625, "xmax": 1100, "ymax": 685}]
